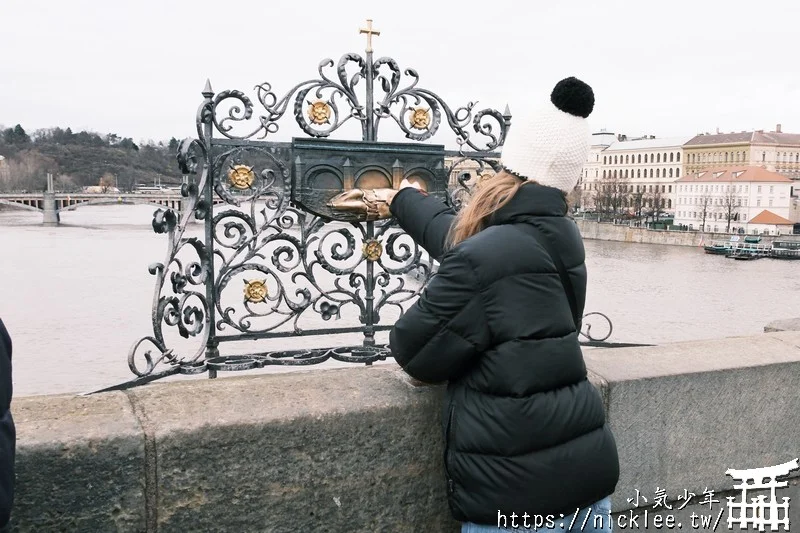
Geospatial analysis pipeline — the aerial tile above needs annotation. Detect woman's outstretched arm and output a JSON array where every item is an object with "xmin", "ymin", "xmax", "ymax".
[{"xmin": 388, "ymin": 187, "xmax": 456, "ymax": 262}]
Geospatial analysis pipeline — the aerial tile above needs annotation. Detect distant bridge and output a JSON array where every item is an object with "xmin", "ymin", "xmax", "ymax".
[{"xmin": 0, "ymin": 192, "xmax": 224, "ymax": 225}]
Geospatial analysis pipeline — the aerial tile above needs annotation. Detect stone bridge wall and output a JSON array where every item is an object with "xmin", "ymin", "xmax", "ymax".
[
  {"xmin": 8, "ymin": 330, "xmax": 800, "ymax": 532},
  {"xmin": 575, "ymin": 219, "xmax": 789, "ymax": 247}
]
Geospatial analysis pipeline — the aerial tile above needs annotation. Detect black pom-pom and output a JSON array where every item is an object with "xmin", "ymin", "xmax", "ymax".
[{"xmin": 550, "ymin": 77, "xmax": 594, "ymax": 118}]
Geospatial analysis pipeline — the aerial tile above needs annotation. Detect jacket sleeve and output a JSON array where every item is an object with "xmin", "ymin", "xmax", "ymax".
[
  {"xmin": 389, "ymin": 247, "xmax": 490, "ymax": 383},
  {"xmin": 0, "ymin": 320, "xmax": 14, "ymax": 529},
  {"xmin": 389, "ymin": 188, "xmax": 455, "ymax": 262}
]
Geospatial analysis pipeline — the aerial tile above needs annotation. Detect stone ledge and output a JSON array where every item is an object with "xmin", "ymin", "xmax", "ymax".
[
  {"xmin": 765, "ymin": 317, "xmax": 800, "ymax": 333},
  {"xmin": 8, "ymin": 331, "xmax": 800, "ymax": 532},
  {"xmin": 585, "ymin": 331, "xmax": 800, "ymax": 514},
  {"xmin": 11, "ymin": 391, "xmax": 146, "ymax": 532}
]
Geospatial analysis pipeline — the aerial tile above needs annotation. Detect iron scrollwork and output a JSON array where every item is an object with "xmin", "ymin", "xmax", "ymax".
[{"xmin": 118, "ymin": 41, "xmax": 627, "ymax": 392}]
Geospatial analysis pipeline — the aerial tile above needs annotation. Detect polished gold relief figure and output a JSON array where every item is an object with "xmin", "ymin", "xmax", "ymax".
[
  {"xmin": 362, "ymin": 239, "xmax": 383, "ymax": 262},
  {"xmin": 228, "ymin": 165, "xmax": 255, "ymax": 190},
  {"xmin": 243, "ymin": 279, "xmax": 268, "ymax": 304},
  {"xmin": 408, "ymin": 107, "xmax": 430, "ymax": 130},
  {"xmin": 307, "ymin": 100, "xmax": 332, "ymax": 125}
]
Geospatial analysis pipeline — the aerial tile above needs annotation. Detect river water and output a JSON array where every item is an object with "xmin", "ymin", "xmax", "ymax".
[{"xmin": 1, "ymin": 205, "xmax": 798, "ymax": 397}]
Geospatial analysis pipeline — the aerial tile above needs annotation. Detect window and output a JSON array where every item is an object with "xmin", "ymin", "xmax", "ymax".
[
  {"xmin": 668, "ymin": 199, "xmax": 672, "ymax": 208},
  {"xmin": 656, "ymin": 169, "xmax": 660, "ymax": 178},
  {"xmin": 662, "ymin": 185, "xmax": 666, "ymax": 193},
  {"xmin": 757, "ymin": 199, "xmax": 761, "ymax": 206},
  {"xmin": 638, "ymin": 154, "xmax": 642, "ymax": 163},
  {"xmin": 770, "ymin": 186, "xmax": 774, "ymax": 193},
  {"xmin": 668, "ymin": 185, "xmax": 672, "ymax": 193},
  {"xmin": 614, "ymin": 170, "xmax": 617, "ymax": 178},
  {"xmin": 769, "ymin": 199, "xmax": 773, "ymax": 206},
  {"xmin": 725, "ymin": 153, "xmax": 728, "ymax": 163},
  {"xmin": 614, "ymin": 156, "xmax": 618, "ymax": 164},
  {"xmin": 603, "ymin": 170, "xmax": 606, "ymax": 178},
  {"xmin": 644, "ymin": 154, "xmax": 648, "ymax": 163},
  {"xmin": 757, "ymin": 185, "xmax": 761, "ymax": 193},
  {"xmin": 637, "ymin": 169, "xmax": 641, "ymax": 178},
  {"xmin": 657, "ymin": 153, "xmax": 661, "ymax": 163},
  {"xmin": 762, "ymin": 152, "xmax": 766, "ymax": 162},
  {"xmin": 669, "ymin": 153, "xmax": 674, "ymax": 162},
  {"xmin": 650, "ymin": 169, "xmax": 654, "ymax": 178},
  {"xmin": 625, "ymin": 155, "xmax": 629, "ymax": 164},
  {"xmin": 677, "ymin": 152, "xmax": 681, "ymax": 162},
  {"xmin": 604, "ymin": 156, "xmax": 607, "ymax": 164}
]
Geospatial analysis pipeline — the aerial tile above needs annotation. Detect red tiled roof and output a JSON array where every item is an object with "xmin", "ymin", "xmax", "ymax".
[
  {"xmin": 748, "ymin": 210, "xmax": 794, "ymax": 225},
  {"xmin": 676, "ymin": 166, "xmax": 793, "ymax": 183}
]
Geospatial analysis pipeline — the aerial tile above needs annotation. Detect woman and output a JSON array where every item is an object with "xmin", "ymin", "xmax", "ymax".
[
  {"xmin": 0, "ymin": 319, "xmax": 13, "ymax": 532},
  {"xmin": 386, "ymin": 77, "xmax": 620, "ymax": 531}
]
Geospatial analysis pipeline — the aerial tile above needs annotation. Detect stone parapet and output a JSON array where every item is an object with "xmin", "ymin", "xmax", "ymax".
[{"xmin": 9, "ymin": 331, "xmax": 800, "ymax": 532}]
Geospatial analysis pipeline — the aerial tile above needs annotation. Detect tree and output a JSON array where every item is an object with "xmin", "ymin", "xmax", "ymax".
[
  {"xmin": 13, "ymin": 125, "xmax": 30, "ymax": 144},
  {"xmin": 699, "ymin": 191, "xmax": 713, "ymax": 232},
  {"xmin": 98, "ymin": 172, "xmax": 116, "ymax": 193},
  {"xmin": 719, "ymin": 183, "xmax": 739, "ymax": 233},
  {"xmin": 646, "ymin": 186, "xmax": 665, "ymax": 222},
  {"xmin": 630, "ymin": 188, "xmax": 646, "ymax": 220},
  {"xmin": 567, "ymin": 186, "xmax": 583, "ymax": 213},
  {"xmin": 593, "ymin": 173, "xmax": 625, "ymax": 218},
  {"xmin": 168, "ymin": 137, "xmax": 179, "ymax": 153}
]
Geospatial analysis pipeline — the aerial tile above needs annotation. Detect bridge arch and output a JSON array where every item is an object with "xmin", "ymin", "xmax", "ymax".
[
  {"xmin": 0, "ymin": 199, "xmax": 43, "ymax": 212},
  {"xmin": 58, "ymin": 198, "xmax": 186, "ymax": 212}
]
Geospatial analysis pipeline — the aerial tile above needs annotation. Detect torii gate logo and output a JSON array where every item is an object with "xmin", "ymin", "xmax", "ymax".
[{"xmin": 726, "ymin": 458, "xmax": 799, "ymax": 531}]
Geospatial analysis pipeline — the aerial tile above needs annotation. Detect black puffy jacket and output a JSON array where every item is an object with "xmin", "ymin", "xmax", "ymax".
[
  {"xmin": 389, "ymin": 183, "xmax": 619, "ymax": 524},
  {"xmin": 0, "ymin": 319, "xmax": 13, "ymax": 529}
]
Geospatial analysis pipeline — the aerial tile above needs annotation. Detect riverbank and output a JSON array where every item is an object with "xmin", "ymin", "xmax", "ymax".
[{"xmin": 575, "ymin": 218, "xmax": 792, "ymax": 247}]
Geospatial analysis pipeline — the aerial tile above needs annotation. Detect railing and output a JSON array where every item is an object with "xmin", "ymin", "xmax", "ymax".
[{"xmin": 93, "ymin": 26, "xmax": 644, "ymax": 394}]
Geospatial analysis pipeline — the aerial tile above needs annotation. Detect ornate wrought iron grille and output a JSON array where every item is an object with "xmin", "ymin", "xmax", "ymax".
[{"xmin": 103, "ymin": 22, "xmax": 631, "ymax": 393}]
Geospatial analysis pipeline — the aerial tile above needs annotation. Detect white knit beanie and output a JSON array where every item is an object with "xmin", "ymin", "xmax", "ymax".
[{"xmin": 500, "ymin": 77, "xmax": 594, "ymax": 193}]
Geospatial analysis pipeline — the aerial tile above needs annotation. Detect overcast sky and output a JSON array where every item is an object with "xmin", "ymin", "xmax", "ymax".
[{"xmin": 3, "ymin": 0, "xmax": 800, "ymax": 148}]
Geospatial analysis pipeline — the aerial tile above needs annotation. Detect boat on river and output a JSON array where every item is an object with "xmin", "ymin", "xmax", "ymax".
[
  {"xmin": 703, "ymin": 240, "xmax": 735, "ymax": 255},
  {"xmin": 726, "ymin": 241, "xmax": 772, "ymax": 259},
  {"xmin": 771, "ymin": 239, "xmax": 800, "ymax": 260}
]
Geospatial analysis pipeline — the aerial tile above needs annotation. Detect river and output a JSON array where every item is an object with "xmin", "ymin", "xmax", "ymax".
[{"xmin": 1, "ymin": 205, "xmax": 798, "ymax": 397}]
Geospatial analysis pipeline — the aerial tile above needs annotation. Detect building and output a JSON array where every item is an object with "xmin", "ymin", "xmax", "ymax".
[
  {"xmin": 580, "ymin": 134, "xmax": 691, "ymax": 216},
  {"xmin": 683, "ymin": 126, "xmax": 800, "ymax": 180},
  {"xmin": 674, "ymin": 166, "xmax": 799, "ymax": 235},
  {"xmin": 577, "ymin": 130, "xmax": 617, "ymax": 210}
]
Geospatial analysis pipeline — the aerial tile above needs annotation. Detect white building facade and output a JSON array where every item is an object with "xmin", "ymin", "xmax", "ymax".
[
  {"xmin": 580, "ymin": 135, "xmax": 691, "ymax": 215},
  {"xmin": 674, "ymin": 167, "xmax": 798, "ymax": 234}
]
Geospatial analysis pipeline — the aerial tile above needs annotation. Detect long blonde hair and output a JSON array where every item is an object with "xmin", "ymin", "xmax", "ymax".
[{"xmin": 447, "ymin": 170, "xmax": 528, "ymax": 249}]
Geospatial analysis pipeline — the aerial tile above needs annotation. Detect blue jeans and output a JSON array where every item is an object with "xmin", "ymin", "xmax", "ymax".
[{"xmin": 461, "ymin": 497, "xmax": 613, "ymax": 532}]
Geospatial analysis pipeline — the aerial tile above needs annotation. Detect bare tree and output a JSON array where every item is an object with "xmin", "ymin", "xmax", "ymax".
[
  {"xmin": 594, "ymin": 173, "xmax": 625, "ymax": 218},
  {"xmin": 719, "ymin": 183, "xmax": 739, "ymax": 233},
  {"xmin": 646, "ymin": 186, "xmax": 665, "ymax": 223},
  {"xmin": 98, "ymin": 172, "xmax": 116, "ymax": 193},
  {"xmin": 567, "ymin": 186, "xmax": 583, "ymax": 214},
  {"xmin": 699, "ymin": 191, "xmax": 713, "ymax": 232}
]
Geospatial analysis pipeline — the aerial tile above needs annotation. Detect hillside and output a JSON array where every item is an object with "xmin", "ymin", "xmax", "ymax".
[{"xmin": 0, "ymin": 125, "xmax": 183, "ymax": 192}]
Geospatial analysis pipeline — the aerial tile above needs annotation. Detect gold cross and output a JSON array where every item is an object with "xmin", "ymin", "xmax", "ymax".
[{"xmin": 359, "ymin": 19, "xmax": 380, "ymax": 53}]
